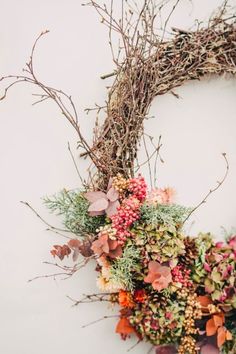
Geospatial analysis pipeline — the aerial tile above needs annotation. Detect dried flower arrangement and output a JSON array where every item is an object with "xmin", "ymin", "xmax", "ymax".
[{"xmin": 1, "ymin": 1, "xmax": 236, "ymax": 353}]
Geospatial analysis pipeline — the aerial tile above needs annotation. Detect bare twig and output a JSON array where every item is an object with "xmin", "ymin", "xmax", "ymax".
[
  {"xmin": 20, "ymin": 201, "xmax": 73, "ymax": 235},
  {"xmin": 82, "ymin": 315, "xmax": 119, "ymax": 329},
  {"xmin": 183, "ymin": 153, "xmax": 230, "ymax": 223}
]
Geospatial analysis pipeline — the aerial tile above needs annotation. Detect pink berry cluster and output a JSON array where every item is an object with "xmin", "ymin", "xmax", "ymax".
[
  {"xmin": 128, "ymin": 175, "xmax": 147, "ymax": 202},
  {"xmin": 111, "ymin": 196, "xmax": 141, "ymax": 244},
  {"xmin": 171, "ymin": 265, "xmax": 193, "ymax": 288}
]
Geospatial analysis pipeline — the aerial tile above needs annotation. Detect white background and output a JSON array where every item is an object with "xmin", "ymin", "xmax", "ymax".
[{"xmin": 0, "ymin": 1, "xmax": 236, "ymax": 354}]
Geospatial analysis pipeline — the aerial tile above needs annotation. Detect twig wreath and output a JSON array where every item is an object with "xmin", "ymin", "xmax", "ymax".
[{"xmin": 1, "ymin": 1, "xmax": 236, "ymax": 353}]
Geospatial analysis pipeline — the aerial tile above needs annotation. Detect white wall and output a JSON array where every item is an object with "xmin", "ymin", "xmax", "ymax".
[{"xmin": 0, "ymin": 1, "xmax": 236, "ymax": 354}]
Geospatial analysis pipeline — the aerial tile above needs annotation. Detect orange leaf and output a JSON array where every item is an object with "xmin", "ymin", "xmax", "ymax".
[
  {"xmin": 226, "ymin": 330, "xmax": 233, "ymax": 341},
  {"xmin": 206, "ymin": 318, "xmax": 218, "ymax": 336},
  {"xmin": 213, "ymin": 313, "xmax": 225, "ymax": 328},
  {"xmin": 116, "ymin": 317, "xmax": 135, "ymax": 335},
  {"xmin": 217, "ymin": 327, "xmax": 226, "ymax": 347},
  {"xmin": 197, "ymin": 295, "xmax": 212, "ymax": 308}
]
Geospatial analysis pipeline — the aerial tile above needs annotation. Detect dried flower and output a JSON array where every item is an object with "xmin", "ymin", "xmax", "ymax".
[
  {"xmin": 50, "ymin": 244, "xmax": 71, "ymax": 260},
  {"xmin": 147, "ymin": 187, "xmax": 175, "ymax": 205},
  {"xmin": 118, "ymin": 290, "xmax": 135, "ymax": 308},
  {"xmin": 84, "ymin": 181, "xmax": 120, "ymax": 217},
  {"xmin": 144, "ymin": 261, "xmax": 172, "ymax": 291},
  {"xmin": 128, "ymin": 174, "xmax": 147, "ymax": 201},
  {"xmin": 91, "ymin": 233, "xmax": 122, "ymax": 259}
]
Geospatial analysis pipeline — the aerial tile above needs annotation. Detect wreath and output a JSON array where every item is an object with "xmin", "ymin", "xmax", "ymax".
[{"xmin": 1, "ymin": 1, "xmax": 236, "ymax": 353}]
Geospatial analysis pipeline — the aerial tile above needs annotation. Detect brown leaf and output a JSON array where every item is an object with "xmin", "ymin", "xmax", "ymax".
[
  {"xmin": 50, "ymin": 244, "xmax": 71, "ymax": 261},
  {"xmin": 79, "ymin": 240, "xmax": 93, "ymax": 258},
  {"xmin": 68, "ymin": 239, "xmax": 81, "ymax": 249}
]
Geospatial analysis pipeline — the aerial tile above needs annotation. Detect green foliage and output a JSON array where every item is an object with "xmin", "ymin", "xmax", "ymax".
[
  {"xmin": 129, "ymin": 298, "xmax": 185, "ymax": 345},
  {"xmin": 44, "ymin": 189, "xmax": 105, "ymax": 236},
  {"xmin": 110, "ymin": 243, "xmax": 141, "ymax": 291},
  {"xmin": 139, "ymin": 203, "xmax": 192, "ymax": 227},
  {"xmin": 132, "ymin": 223, "xmax": 185, "ymax": 263},
  {"xmin": 192, "ymin": 233, "xmax": 214, "ymax": 283}
]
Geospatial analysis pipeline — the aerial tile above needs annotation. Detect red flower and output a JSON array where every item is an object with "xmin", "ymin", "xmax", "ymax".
[{"xmin": 133, "ymin": 289, "xmax": 147, "ymax": 303}]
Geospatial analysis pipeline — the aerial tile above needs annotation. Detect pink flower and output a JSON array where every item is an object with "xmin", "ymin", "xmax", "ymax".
[
  {"xmin": 147, "ymin": 187, "xmax": 175, "ymax": 205},
  {"xmin": 111, "ymin": 196, "xmax": 141, "ymax": 243},
  {"xmin": 144, "ymin": 261, "xmax": 172, "ymax": 291},
  {"xmin": 84, "ymin": 179, "xmax": 120, "ymax": 217},
  {"xmin": 228, "ymin": 235, "xmax": 236, "ymax": 250},
  {"xmin": 215, "ymin": 242, "xmax": 224, "ymax": 249},
  {"xmin": 128, "ymin": 175, "xmax": 147, "ymax": 201},
  {"xmin": 204, "ymin": 263, "xmax": 212, "ymax": 272}
]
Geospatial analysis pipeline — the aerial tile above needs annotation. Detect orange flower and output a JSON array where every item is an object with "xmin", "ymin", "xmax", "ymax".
[{"xmin": 118, "ymin": 290, "xmax": 134, "ymax": 308}]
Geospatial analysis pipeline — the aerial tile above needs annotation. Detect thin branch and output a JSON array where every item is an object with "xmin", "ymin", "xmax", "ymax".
[
  {"xmin": 20, "ymin": 201, "xmax": 73, "ymax": 234},
  {"xmin": 183, "ymin": 153, "xmax": 230, "ymax": 223},
  {"xmin": 67, "ymin": 142, "xmax": 84, "ymax": 186},
  {"xmin": 82, "ymin": 315, "xmax": 119, "ymax": 329}
]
